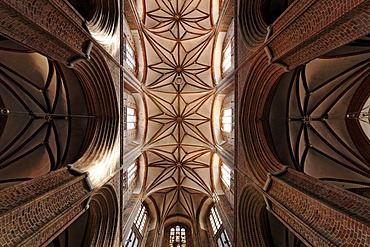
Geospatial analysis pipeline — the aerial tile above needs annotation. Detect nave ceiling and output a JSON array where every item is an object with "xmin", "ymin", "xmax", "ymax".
[{"xmin": 139, "ymin": 0, "xmax": 220, "ymax": 224}]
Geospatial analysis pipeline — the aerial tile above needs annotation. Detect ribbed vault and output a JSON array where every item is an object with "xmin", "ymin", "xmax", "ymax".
[
  {"xmin": 141, "ymin": 0, "xmax": 216, "ymax": 226},
  {"xmin": 269, "ymin": 47, "xmax": 370, "ymax": 187},
  {"xmin": 0, "ymin": 39, "xmax": 90, "ymax": 185}
]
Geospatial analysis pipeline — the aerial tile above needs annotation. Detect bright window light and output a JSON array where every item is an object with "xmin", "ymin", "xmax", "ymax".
[
  {"xmin": 126, "ymin": 41, "xmax": 135, "ymax": 71},
  {"xmin": 124, "ymin": 228, "xmax": 139, "ymax": 247},
  {"xmin": 127, "ymin": 107, "xmax": 136, "ymax": 130},
  {"xmin": 218, "ymin": 230, "xmax": 232, "ymax": 247},
  {"xmin": 221, "ymin": 164, "xmax": 231, "ymax": 187},
  {"xmin": 222, "ymin": 42, "xmax": 232, "ymax": 73},
  {"xmin": 169, "ymin": 225, "xmax": 186, "ymax": 246},
  {"xmin": 209, "ymin": 207, "xmax": 222, "ymax": 234},
  {"xmin": 128, "ymin": 162, "xmax": 137, "ymax": 184},
  {"xmin": 134, "ymin": 204, "xmax": 147, "ymax": 235},
  {"xmin": 222, "ymin": 108, "xmax": 233, "ymax": 132}
]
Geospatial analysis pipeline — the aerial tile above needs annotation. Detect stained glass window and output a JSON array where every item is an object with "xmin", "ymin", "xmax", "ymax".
[{"xmin": 169, "ymin": 225, "xmax": 186, "ymax": 247}]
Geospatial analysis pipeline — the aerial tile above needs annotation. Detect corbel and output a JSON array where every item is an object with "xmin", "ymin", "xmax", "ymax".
[{"xmin": 67, "ymin": 40, "xmax": 94, "ymax": 68}]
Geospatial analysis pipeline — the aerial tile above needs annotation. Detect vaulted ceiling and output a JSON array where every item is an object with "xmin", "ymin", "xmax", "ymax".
[
  {"xmin": 141, "ymin": 0, "xmax": 218, "ymax": 223},
  {"xmin": 0, "ymin": 40, "xmax": 89, "ymax": 186}
]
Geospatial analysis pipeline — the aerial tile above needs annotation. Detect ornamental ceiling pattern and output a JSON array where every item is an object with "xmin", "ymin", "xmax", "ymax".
[{"xmin": 142, "ymin": 0, "xmax": 216, "ymax": 220}]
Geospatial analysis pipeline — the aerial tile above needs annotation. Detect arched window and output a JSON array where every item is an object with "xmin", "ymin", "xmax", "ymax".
[
  {"xmin": 125, "ymin": 228, "xmax": 139, "ymax": 247},
  {"xmin": 126, "ymin": 107, "xmax": 137, "ymax": 130},
  {"xmin": 124, "ymin": 36, "xmax": 136, "ymax": 71},
  {"xmin": 209, "ymin": 206, "xmax": 232, "ymax": 247},
  {"xmin": 134, "ymin": 204, "xmax": 147, "ymax": 234},
  {"xmin": 221, "ymin": 163, "xmax": 231, "ymax": 188},
  {"xmin": 221, "ymin": 19, "xmax": 234, "ymax": 76},
  {"xmin": 222, "ymin": 42, "xmax": 232, "ymax": 73},
  {"xmin": 127, "ymin": 162, "xmax": 138, "ymax": 185},
  {"xmin": 124, "ymin": 204, "xmax": 148, "ymax": 247},
  {"xmin": 169, "ymin": 225, "xmax": 186, "ymax": 247},
  {"xmin": 209, "ymin": 207, "xmax": 222, "ymax": 233},
  {"xmin": 221, "ymin": 108, "xmax": 233, "ymax": 132}
]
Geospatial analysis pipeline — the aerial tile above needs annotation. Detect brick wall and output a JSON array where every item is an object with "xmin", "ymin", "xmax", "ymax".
[{"xmin": 0, "ymin": 168, "xmax": 91, "ymax": 246}]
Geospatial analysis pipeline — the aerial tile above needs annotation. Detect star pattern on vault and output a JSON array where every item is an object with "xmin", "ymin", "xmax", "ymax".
[{"xmin": 142, "ymin": 0, "xmax": 216, "ymax": 223}]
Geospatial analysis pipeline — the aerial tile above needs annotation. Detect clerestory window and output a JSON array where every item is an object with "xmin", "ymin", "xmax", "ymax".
[
  {"xmin": 125, "ymin": 38, "xmax": 136, "ymax": 71},
  {"xmin": 221, "ymin": 108, "xmax": 233, "ymax": 132},
  {"xmin": 127, "ymin": 162, "xmax": 137, "ymax": 185},
  {"xmin": 222, "ymin": 42, "xmax": 232, "ymax": 73},
  {"xmin": 209, "ymin": 206, "xmax": 232, "ymax": 246},
  {"xmin": 221, "ymin": 163, "xmax": 231, "ymax": 188},
  {"xmin": 127, "ymin": 107, "xmax": 137, "ymax": 130},
  {"xmin": 134, "ymin": 204, "xmax": 147, "ymax": 234}
]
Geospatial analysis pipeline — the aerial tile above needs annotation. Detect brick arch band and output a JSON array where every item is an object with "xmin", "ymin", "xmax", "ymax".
[
  {"xmin": 72, "ymin": 48, "xmax": 119, "ymax": 170},
  {"xmin": 238, "ymin": 184, "xmax": 272, "ymax": 247},
  {"xmin": 238, "ymin": 0, "xmax": 268, "ymax": 49},
  {"xmin": 82, "ymin": 185, "xmax": 119, "ymax": 247},
  {"xmin": 85, "ymin": 0, "xmax": 119, "ymax": 39}
]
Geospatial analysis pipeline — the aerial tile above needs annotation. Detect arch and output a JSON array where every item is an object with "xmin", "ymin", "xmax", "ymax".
[
  {"xmin": 68, "ymin": 0, "xmax": 119, "ymax": 46},
  {"xmin": 238, "ymin": 184, "xmax": 272, "ymax": 247},
  {"xmin": 72, "ymin": 48, "xmax": 119, "ymax": 185},
  {"xmin": 83, "ymin": 185, "xmax": 119, "ymax": 247},
  {"xmin": 238, "ymin": 0, "xmax": 268, "ymax": 49},
  {"xmin": 240, "ymin": 51, "xmax": 286, "ymax": 185}
]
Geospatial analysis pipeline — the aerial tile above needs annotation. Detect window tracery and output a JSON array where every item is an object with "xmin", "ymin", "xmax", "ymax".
[
  {"xmin": 169, "ymin": 225, "xmax": 186, "ymax": 247},
  {"xmin": 209, "ymin": 206, "xmax": 232, "ymax": 247}
]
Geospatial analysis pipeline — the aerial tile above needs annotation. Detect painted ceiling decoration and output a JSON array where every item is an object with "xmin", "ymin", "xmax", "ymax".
[{"xmin": 141, "ymin": 0, "xmax": 217, "ymax": 222}]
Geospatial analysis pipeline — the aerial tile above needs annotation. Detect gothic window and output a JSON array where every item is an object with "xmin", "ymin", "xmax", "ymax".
[
  {"xmin": 124, "ymin": 204, "xmax": 147, "ymax": 247},
  {"xmin": 124, "ymin": 228, "xmax": 139, "ymax": 247},
  {"xmin": 209, "ymin": 207, "xmax": 222, "ymax": 234},
  {"xmin": 221, "ymin": 108, "xmax": 233, "ymax": 132},
  {"xmin": 124, "ymin": 37, "xmax": 136, "ymax": 71},
  {"xmin": 127, "ymin": 162, "xmax": 137, "ymax": 185},
  {"xmin": 134, "ymin": 204, "xmax": 147, "ymax": 234},
  {"xmin": 126, "ymin": 107, "xmax": 137, "ymax": 130},
  {"xmin": 169, "ymin": 225, "xmax": 186, "ymax": 247},
  {"xmin": 209, "ymin": 206, "xmax": 232, "ymax": 246},
  {"xmin": 216, "ymin": 230, "xmax": 232, "ymax": 247},
  {"xmin": 221, "ymin": 163, "xmax": 231, "ymax": 188},
  {"xmin": 222, "ymin": 41, "xmax": 232, "ymax": 73}
]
